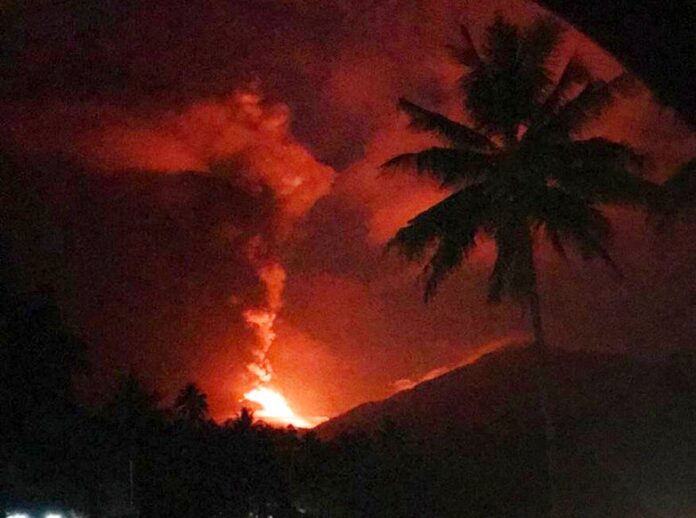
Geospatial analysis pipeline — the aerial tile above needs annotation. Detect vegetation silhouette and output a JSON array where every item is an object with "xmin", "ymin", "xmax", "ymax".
[
  {"xmin": 0, "ymin": 244, "xmax": 88, "ymax": 516},
  {"xmin": 173, "ymin": 382, "xmax": 210, "ymax": 428},
  {"xmin": 383, "ymin": 15, "xmax": 666, "ymax": 516}
]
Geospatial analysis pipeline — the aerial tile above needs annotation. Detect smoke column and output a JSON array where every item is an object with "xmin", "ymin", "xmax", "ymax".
[{"xmin": 240, "ymin": 237, "xmax": 314, "ymax": 428}]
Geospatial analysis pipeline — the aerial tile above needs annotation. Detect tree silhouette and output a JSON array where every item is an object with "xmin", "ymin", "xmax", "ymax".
[
  {"xmin": 384, "ymin": 16, "xmax": 659, "ymax": 516},
  {"xmin": 233, "ymin": 406, "xmax": 256, "ymax": 434},
  {"xmin": 0, "ymin": 283, "xmax": 86, "ymax": 437},
  {"xmin": 173, "ymin": 382, "xmax": 209, "ymax": 428}
]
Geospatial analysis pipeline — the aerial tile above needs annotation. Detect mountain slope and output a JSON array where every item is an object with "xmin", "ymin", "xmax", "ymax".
[
  {"xmin": 314, "ymin": 346, "xmax": 696, "ymax": 517},
  {"xmin": 317, "ymin": 346, "xmax": 670, "ymax": 439}
]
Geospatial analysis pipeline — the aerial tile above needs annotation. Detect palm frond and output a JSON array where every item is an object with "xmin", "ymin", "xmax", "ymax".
[
  {"xmin": 542, "ymin": 55, "xmax": 589, "ymax": 115},
  {"xmin": 488, "ymin": 220, "xmax": 535, "ymax": 302},
  {"xmin": 484, "ymin": 16, "xmax": 520, "ymax": 68},
  {"xmin": 397, "ymin": 99, "xmax": 496, "ymax": 152},
  {"xmin": 447, "ymin": 24, "xmax": 481, "ymax": 68},
  {"xmin": 388, "ymin": 184, "xmax": 491, "ymax": 300},
  {"xmin": 423, "ymin": 237, "xmax": 465, "ymax": 301},
  {"xmin": 534, "ymin": 187, "xmax": 621, "ymax": 274},
  {"xmin": 520, "ymin": 17, "xmax": 564, "ymax": 97},
  {"xmin": 381, "ymin": 147, "xmax": 492, "ymax": 187},
  {"xmin": 550, "ymin": 138, "xmax": 655, "ymax": 205},
  {"xmin": 546, "ymin": 73, "xmax": 637, "ymax": 136},
  {"xmin": 521, "ymin": 17, "xmax": 564, "ymax": 68},
  {"xmin": 554, "ymin": 80, "xmax": 613, "ymax": 135}
]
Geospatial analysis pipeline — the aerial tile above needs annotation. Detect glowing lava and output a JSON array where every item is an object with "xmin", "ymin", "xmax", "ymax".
[{"xmin": 243, "ymin": 386, "xmax": 312, "ymax": 428}]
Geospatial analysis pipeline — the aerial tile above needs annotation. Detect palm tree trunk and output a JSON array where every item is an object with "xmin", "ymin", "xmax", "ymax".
[
  {"xmin": 529, "ymin": 283, "xmax": 559, "ymax": 517},
  {"xmin": 524, "ymin": 231, "xmax": 559, "ymax": 517}
]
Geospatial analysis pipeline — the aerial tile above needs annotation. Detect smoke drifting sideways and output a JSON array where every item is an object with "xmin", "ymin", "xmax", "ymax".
[{"xmin": 70, "ymin": 90, "xmax": 335, "ymax": 227}]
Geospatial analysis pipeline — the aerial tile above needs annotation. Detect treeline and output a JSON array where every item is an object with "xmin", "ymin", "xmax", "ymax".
[
  {"xmin": 0, "ymin": 263, "xmax": 437, "ymax": 517},
  {"xmin": 0, "ymin": 279, "xmax": 546, "ymax": 517},
  {"xmin": 1, "ymin": 362, "xmax": 547, "ymax": 518}
]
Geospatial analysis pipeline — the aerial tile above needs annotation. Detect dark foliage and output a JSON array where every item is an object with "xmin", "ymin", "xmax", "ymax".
[
  {"xmin": 384, "ymin": 16, "xmax": 652, "ymax": 302},
  {"xmin": 381, "ymin": 15, "xmax": 696, "ymax": 518}
]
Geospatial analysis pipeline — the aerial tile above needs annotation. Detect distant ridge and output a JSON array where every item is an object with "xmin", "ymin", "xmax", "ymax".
[{"xmin": 315, "ymin": 345, "xmax": 683, "ymax": 440}]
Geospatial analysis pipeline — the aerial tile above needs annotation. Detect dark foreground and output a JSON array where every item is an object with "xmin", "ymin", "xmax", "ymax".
[{"xmin": 2, "ymin": 289, "xmax": 695, "ymax": 518}]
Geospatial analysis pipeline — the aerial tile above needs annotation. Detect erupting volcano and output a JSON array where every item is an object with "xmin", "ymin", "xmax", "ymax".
[{"xmin": 240, "ymin": 242, "xmax": 320, "ymax": 428}]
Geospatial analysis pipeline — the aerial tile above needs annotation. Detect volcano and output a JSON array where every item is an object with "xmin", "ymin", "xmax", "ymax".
[{"xmin": 314, "ymin": 346, "xmax": 696, "ymax": 516}]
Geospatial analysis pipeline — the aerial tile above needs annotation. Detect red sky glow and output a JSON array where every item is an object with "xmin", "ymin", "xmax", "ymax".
[{"xmin": 2, "ymin": 0, "xmax": 696, "ymax": 424}]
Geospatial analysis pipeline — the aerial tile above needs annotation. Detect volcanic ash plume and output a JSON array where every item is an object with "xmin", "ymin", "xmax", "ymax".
[
  {"xmin": 243, "ymin": 259, "xmax": 286, "ymax": 384},
  {"xmin": 241, "ymin": 239, "xmax": 313, "ymax": 428},
  {"xmin": 26, "ymin": 86, "xmax": 335, "ymax": 425}
]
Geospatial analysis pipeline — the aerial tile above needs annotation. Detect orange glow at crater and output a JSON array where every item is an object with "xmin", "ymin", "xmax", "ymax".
[{"xmin": 243, "ymin": 386, "xmax": 319, "ymax": 429}]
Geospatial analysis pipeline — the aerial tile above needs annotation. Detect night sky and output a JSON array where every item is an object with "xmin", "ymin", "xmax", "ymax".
[{"xmin": 2, "ymin": 0, "xmax": 696, "ymax": 421}]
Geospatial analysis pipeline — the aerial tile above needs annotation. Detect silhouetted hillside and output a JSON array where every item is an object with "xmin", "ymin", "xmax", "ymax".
[{"xmin": 315, "ymin": 346, "xmax": 696, "ymax": 516}]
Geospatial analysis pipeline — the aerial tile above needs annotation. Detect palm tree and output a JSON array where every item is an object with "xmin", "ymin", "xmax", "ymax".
[
  {"xmin": 173, "ymin": 382, "xmax": 209, "ymax": 428},
  {"xmin": 384, "ymin": 16, "xmax": 658, "ymax": 516}
]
